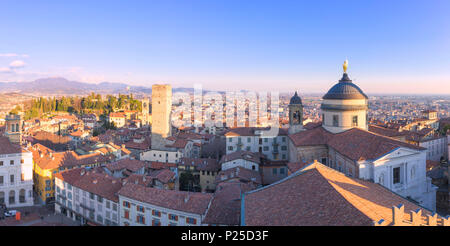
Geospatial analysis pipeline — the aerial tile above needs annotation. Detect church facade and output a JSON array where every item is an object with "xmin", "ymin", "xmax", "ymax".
[{"xmin": 287, "ymin": 62, "xmax": 437, "ymax": 210}]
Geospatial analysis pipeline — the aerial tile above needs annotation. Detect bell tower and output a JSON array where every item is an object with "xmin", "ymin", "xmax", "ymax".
[
  {"xmin": 5, "ymin": 114, "xmax": 22, "ymax": 144},
  {"xmin": 288, "ymin": 91, "xmax": 304, "ymax": 134}
]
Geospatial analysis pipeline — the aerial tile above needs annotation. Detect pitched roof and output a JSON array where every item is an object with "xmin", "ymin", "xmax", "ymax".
[
  {"xmin": 290, "ymin": 126, "xmax": 425, "ymax": 161},
  {"xmin": 179, "ymin": 157, "xmax": 220, "ymax": 172},
  {"xmin": 243, "ymin": 162, "xmax": 433, "ymax": 226},
  {"xmin": 118, "ymin": 183, "xmax": 213, "ymax": 215},
  {"xmin": 203, "ymin": 182, "xmax": 256, "ymax": 225},
  {"xmin": 288, "ymin": 126, "xmax": 332, "ymax": 146},
  {"xmin": 55, "ymin": 167, "xmax": 122, "ymax": 202},
  {"xmin": 32, "ymin": 148, "xmax": 114, "ymax": 170},
  {"xmin": 0, "ymin": 136, "xmax": 25, "ymax": 155},
  {"xmin": 220, "ymin": 151, "xmax": 262, "ymax": 164},
  {"xmin": 104, "ymin": 158, "xmax": 146, "ymax": 172},
  {"xmin": 216, "ymin": 167, "xmax": 262, "ymax": 185},
  {"xmin": 327, "ymin": 128, "xmax": 425, "ymax": 161}
]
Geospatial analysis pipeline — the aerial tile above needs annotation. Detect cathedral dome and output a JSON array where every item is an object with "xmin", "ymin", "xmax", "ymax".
[
  {"xmin": 322, "ymin": 73, "xmax": 368, "ymax": 100},
  {"xmin": 289, "ymin": 91, "xmax": 302, "ymax": 105}
]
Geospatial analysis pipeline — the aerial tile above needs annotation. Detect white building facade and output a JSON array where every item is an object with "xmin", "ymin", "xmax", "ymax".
[{"xmin": 0, "ymin": 149, "xmax": 34, "ymax": 208}]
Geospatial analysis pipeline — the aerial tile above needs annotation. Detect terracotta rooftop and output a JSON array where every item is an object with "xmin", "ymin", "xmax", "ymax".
[
  {"xmin": 104, "ymin": 158, "xmax": 146, "ymax": 172},
  {"xmin": 203, "ymin": 181, "xmax": 256, "ymax": 225},
  {"xmin": 220, "ymin": 150, "xmax": 262, "ymax": 164},
  {"xmin": 290, "ymin": 126, "xmax": 425, "ymax": 161},
  {"xmin": 118, "ymin": 183, "xmax": 213, "ymax": 215},
  {"xmin": 179, "ymin": 157, "xmax": 220, "ymax": 172},
  {"xmin": 32, "ymin": 146, "xmax": 114, "ymax": 170},
  {"xmin": 0, "ymin": 136, "xmax": 24, "ymax": 155},
  {"xmin": 55, "ymin": 167, "xmax": 122, "ymax": 202},
  {"xmin": 243, "ymin": 162, "xmax": 441, "ymax": 226},
  {"xmin": 216, "ymin": 167, "xmax": 262, "ymax": 185}
]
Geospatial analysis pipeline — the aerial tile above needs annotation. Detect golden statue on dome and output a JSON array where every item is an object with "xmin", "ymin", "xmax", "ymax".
[{"xmin": 343, "ymin": 59, "xmax": 348, "ymax": 73}]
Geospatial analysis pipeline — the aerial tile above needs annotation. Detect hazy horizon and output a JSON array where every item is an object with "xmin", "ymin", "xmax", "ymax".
[{"xmin": 1, "ymin": 0, "xmax": 450, "ymax": 94}]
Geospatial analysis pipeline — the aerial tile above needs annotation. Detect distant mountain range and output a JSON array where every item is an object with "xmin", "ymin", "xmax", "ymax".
[{"xmin": 0, "ymin": 77, "xmax": 202, "ymax": 96}]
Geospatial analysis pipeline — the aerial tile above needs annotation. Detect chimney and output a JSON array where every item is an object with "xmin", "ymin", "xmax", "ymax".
[
  {"xmin": 427, "ymin": 213, "xmax": 437, "ymax": 226},
  {"xmin": 373, "ymin": 219, "xmax": 386, "ymax": 226},
  {"xmin": 392, "ymin": 204, "xmax": 405, "ymax": 226},
  {"xmin": 93, "ymin": 179, "xmax": 98, "ymax": 184},
  {"xmin": 410, "ymin": 208, "xmax": 422, "ymax": 226},
  {"xmin": 81, "ymin": 170, "xmax": 86, "ymax": 176}
]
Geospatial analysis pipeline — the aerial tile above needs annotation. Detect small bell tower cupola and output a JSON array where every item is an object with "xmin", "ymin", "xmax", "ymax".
[
  {"xmin": 5, "ymin": 114, "xmax": 23, "ymax": 145},
  {"xmin": 288, "ymin": 91, "xmax": 304, "ymax": 134}
]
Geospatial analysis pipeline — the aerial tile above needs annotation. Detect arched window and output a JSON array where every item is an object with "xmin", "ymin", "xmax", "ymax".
[
  {"xmin": 9, "ymin": 190, "xmax": 15, "ymax": 205},
  {"xmin": 19, "ymin": 189, "xmax": 26, "ymax": 203}
]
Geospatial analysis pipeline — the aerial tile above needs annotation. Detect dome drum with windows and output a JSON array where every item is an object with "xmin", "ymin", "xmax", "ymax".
[{"xmin": 321, "ymin": 60, "xmax": 369, "ymax": 134}]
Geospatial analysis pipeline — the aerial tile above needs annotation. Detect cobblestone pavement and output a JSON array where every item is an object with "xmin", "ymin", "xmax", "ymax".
[{"xmin": 0, "ymin": 204, "xmax": 79, "ymax": 226}]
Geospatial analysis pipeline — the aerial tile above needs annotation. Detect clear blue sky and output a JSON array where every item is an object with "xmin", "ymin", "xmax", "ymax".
[{"xmin": 1, "ymin": 0, "xmax": 449, "ymax": 94}]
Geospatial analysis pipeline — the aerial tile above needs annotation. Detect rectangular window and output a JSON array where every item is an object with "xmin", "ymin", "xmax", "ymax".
[
  {"xmin": 124, "ymin": 210, "xmax": 130, "ymax": 219},
  {"xmin": 247, "ymin": 137, "xmax": 251, "ymax": 143},
  {"xmin": 137, "ymin": 205, "xmax": 145, "ymax": 213},
  {"xmin": 280, "ymin": 168, "xmax": 285, "ymax": 174},
  {"xmin": 352, "ymin": 116, "xmax": 358, "ymax": 127},
  {"xmin": 136, "ymin": 214, "xmax": 145, "ymax": 224},
  {"xmin": 152, "ymin": 219, "xmax": 161, "ymax": 226},
  {"xmin": 123, "ymin": 201, "xmax": 131, "ymax": 208},
  {"xmin": 186, "ymin": 217, "xmax": 197, "ymax": 224},
  {"xmin": 10, "ymin": 175, "xmax": 14, "ymax": 184},
  {"xmin": 169, "ymin": 214, "xmax": 178, "ymax": 221},
  {"xmin": 10, "ymin": 160, "xmax": 14, "ymax": 165},
  {"xmin": 333, "ymin": 115, "xmax": 339, "ymax": 127},
  {"xmin": 0, "ymin": 161, "xmax": 3, "ymax": 166},
  {"xmin": 393, "ymin": 167, "xmax": 401, "ymax": 184},
  {"xmin": 152, "ymin": 210, "xmax": 161, "ymax": 217},
  {"xmin": 0, "ymin": 176, "xmax": 3, "ymax": 185},
  {"xmin": 273, "ymin": 168, "xmax": 278, "ymax": 175}
]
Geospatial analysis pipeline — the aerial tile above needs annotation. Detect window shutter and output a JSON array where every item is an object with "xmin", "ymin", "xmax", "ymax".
[
  {"xmin": 175, "ymin": 215, "xmax": 178, "ymax": 221},
  {"xmin": 136, "ymin": 215, "xmax": 139, "ymax": 222},
  {"xmin": 142, "ymin": 217, "xmax": 145, "ymax": 224},
  {"xmin": 152, "ymin": 210, "xmax": 155, "ymax": 216},
  {"xmin": 186, "ymin": 218, "xmax": 189, "ymax": 223},
  {"xmin": 193, "ymin": 218, "xmax": 197, "ymax": 224},
  {"xmin": 152, "ymin": 220, "xmax": 155, "ymax": 226}
]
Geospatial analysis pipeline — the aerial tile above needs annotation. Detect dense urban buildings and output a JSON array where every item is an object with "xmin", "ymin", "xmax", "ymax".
[{"xmin": 0, "ymin": 63, "xmax": 448, "ymax": 227}]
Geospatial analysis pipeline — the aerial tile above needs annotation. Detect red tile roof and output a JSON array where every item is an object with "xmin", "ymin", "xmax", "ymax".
[
  {"xmin": 216, "ymin": 167, "xmax": 262, "ymax": 185},
  {"xmin": 0, "ymin": 136, "xmax": 24, "ymax": 155},
  {"xmin": 220, "ymin": 150, "xmax": 262, "ymax": 164},
  {"xmin": 55, "ymin": 167, "xmax": 122, "ymax": 202},
  {"xmin": 203, "ymin": 181, "xmax": 256, "ymax": 225},
  {"xmin": 290, "ymin": 127, "xmax": 425, "ymax": 161},
  {"xmin": 243, "ymin": 162, "xmax": 434, "ymax": 226},
  {"xmin": 118, "ymin": 183, "xmax": 213, "ymax": 215},
  {"xmin": 104, "ymin": 158, "xmax": 146, "ymax": 172},
  {"xmin": 179, "ymin": 157, "xmax": 220, "ymax": 172}
]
